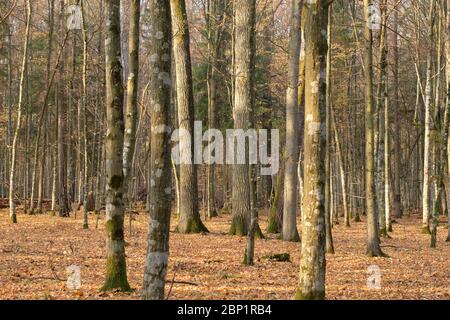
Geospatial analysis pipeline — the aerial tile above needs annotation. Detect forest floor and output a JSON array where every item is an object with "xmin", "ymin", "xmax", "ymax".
[{"xmin": 0, "ymin": 205, "xmax": 449, "ymax": 300}]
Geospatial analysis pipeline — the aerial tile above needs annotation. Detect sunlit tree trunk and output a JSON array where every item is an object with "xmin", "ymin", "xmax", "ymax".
[
  {"xmin": 9, "ymin": 0, "xmax": 32, "ymax": 223},
  {"xmin": 282, "ymin": 0, "xmax": 302, "ymax": 242},
  {"xmin": 295, "ymin": 0, "xmax": 329, "ymax": 300},
  {"xmin": 364, "ymin": 0, "xmax": 384, "ymax": 257},
  {"xmin": 422, "ymin": 0, "xmax": 435, "ymax": 235},
  {"xmin": 171, "ymin": 0, "xmax": 208, "ymax": 234},
  {"xmin": 325, "ymin": 4, "xmax": 334, "ymax": 254},
  {"xmin": 101, "ymin": 0, "xmax": 131, "ymax": 292},
  {"xmin": 142, "ymin": 0, "xmax": 172, "ymax": 300},
  {"xmin": 229, "ymin": 0, "xmax": 253, "ymax": 236},
  {"xmin": 123, "ymin": 0, "xmax": 140, "ymax": 197}
]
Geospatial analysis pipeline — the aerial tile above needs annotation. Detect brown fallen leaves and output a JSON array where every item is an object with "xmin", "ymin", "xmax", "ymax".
[{"xmin": 0, "ymin": 207, "xmax": 448, "ymax": 300}]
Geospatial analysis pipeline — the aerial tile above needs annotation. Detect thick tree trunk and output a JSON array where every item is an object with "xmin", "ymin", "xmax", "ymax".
[
  {"xmin": 295, "ymin": 0, "xmax": 328, "ymax": 300},
  {"xmin": 142, "ymin": 0, "xmax": 172, "ymax": 300},
  {"xmin": 282, "ymin": 0, "xmax": 302, "ymax": 243},
  {"xmin": 101, "ymin": 0, "xmax": 131, "ymax": 292},
  {"xmin": 171, "ymin": 0, "xmax": 208, "ymax": 234}
]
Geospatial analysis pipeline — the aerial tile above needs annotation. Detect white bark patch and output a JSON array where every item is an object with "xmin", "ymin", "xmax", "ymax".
[
  {"xmin": 164, "ymin": 187, "xmax": 172, "ymax": 195},
  {"xmin": 155, "ymin": 31, "xmax": 164, "ymax": 40},
  {"xmin": 307, "ymin": 122, "xmax": 321, "ymax": 136},
  {"xmin": 311, "ymin": 81, "xmax": 319, "ymax": 94}
]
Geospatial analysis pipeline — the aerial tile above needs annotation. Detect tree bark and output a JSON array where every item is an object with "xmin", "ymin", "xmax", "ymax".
[
  {"xmin": 171, "ymin": 0, "xmax": 208, "ymax": 234},
  {"xmin": 282, "ymin": 0, "xmax": 302, "ymax": 243},
  {"xmin": 142, "ymin": 0, "xmax": 172, "ymax": 300},
  {"xmin": 101, "ymin": 0, "xmax": 131, "ymax": 292},
  {"xmin": 363, "ymin": 0, "xmax": 384, "ymax": 257},
  {"xmin": 295, "ymin": 0, "xmax": 328, "ymax": 300},
  {"xmin": 9, "ymin": 0, "xmax": 32, "ymax": 223}
]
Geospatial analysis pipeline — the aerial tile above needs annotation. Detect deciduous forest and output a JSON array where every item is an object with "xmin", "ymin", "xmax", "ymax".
[{"xmin": 0, "ymin": 0, "xmax": 449, "ymax": 300}]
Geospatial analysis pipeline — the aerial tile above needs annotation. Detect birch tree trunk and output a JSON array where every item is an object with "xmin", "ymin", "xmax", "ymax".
[
  {"xmin": 101, "ymin": 0, "xmax": 131, "ymax": 292},
  {"xmin": 364, "ymin": 0, "xmax": 384, "ymax": 257},
  {"xmin": 142, "ymin": 0, "xmax": 172, "ymax": 300},
  {"xmin": 295, "ymin": 0, "xmax": 328, "ymax": 300},
  {"xmin": 9, "ymin": 0, "xmax": 32, "ymax": 223},
  {"xmin": 422, "ymin": 0, "xmax": 435, "ymax": 235},
  {"xmin": 171, "ymin": 0, "xmax": 208, "ymax": 234},
  {"xmin": 282, "ymin": 0, "xmax": 302, "ymax": 242}
]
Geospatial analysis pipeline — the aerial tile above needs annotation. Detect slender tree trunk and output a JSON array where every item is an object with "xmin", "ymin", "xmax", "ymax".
[
  {"xmin": 123, "ymin": 0, "xmax": 140, "ymax": 196},
  {"xmin": 422, "ymin": 0, "xmax": 435, "ymax": 235},
  {"xmin": 229, "ymin": 0, "xmax": 253, "ymax": 236},
  {"xmin": 81, "ymin": 0, "xmax": 89, "ymax": 229},
  {"xmin": 171, "ymin": 0, "xmax": 208, "ymax": 234},
  {"xmin": 9, "ymin": 0, "xmax": 32, "ymax": 223},
  {"xmin": 57, "ymin": 0, "xmax": 70, "ymax": 217},
  {"xmin": 101, "ymin": 0, "xmax": 131, "ymax": 292},
  {"xmin": 244, "ymin": 0, "xmax": 258, "ymax": 265},
  {"xmin": 295, "ymin": 0, "xmax": 329, "ymax": 300},
  {"xmin": 325, "ymin": 4, "xmax": 334, "ymax": 254},
  {"xmin": 364, "ymin": 0, "xmax": 384, "ymax": 257},
  {"xmin": 282, "ymin": 0, "xmax": 302, "ymax": 242},
  {"xmin": 392, "ymin": 9, "xmax": 402, "ymax": 219},
  {"xmin": 142, "ymin": 0, "xmax": 172, "ymax": 300},
  {"xmin": 446, "ymin": 0, "xmax": 450, "ymax": 242}
]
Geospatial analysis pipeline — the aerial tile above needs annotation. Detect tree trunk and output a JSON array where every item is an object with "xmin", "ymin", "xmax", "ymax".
[
  {"xmin": 295, "ymin": 0, "xmax": 328, "ymax": 300},
  {"xmin": 142, "ymin": 0, "xmax": 172, "ymax": 300},
  {"xmin": 123, "ymin": 0, "xmax": 140, "ymax": 195},
  {"xmin": 57, "ymin": 0, "xmax": 70, "ymax": 217},
  {"xmin": 422, "ymin": 0, "xmax": 435, "ymax": 235},
  {"xmin": 282, "ymin": 0, "xmax": 302, "ymax": 243},
  {"xmin": 9, "ymin": 0, "xmax": 32, "ymax": 223},
  {"xmin": 171, "ymin": 0, "xmax": 208, "ymax": 234},
  {"xmin": 392, "ymin": 9, "xmax": 402, "ymax": 219},
  {"xmin": 101, "ymin": 0, "xmax": 131, "ymax": 292},
  {"xmin": 229, "ymin": 0, "xmax": 252, "ymax": 236},
  {"xmin": 364, "ymin": 0, "xmax": 384, "ymax": 257},
  {"xmin": 325, "ymin": 4, "xmax": 335, "ymax": 254}
]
